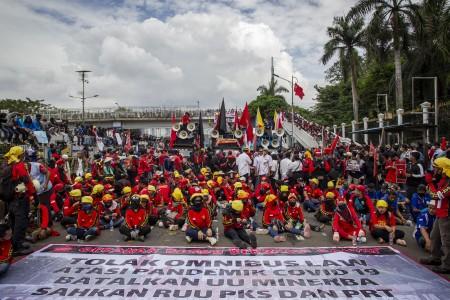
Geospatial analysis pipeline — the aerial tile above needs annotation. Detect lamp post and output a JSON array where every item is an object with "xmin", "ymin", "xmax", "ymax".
[
  {"xmin": 273, "ymin": 73, "xmax": 298, "ymax": 147},
  {"xmin": 412, "ymin": 76, "xmax": 438, "ymax": 141},
  {"xmin": 70, "ymin": 70, "xmax": 99, "ymax": 124}
]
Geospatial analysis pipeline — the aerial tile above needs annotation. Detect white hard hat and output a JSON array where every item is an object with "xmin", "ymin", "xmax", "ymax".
[
  {"xmin": 15, "ymin": 183, "xmax": 27, "ymax": 193},
  {"xmin": 32, "ymin": 179, "xmax": 41, "ymax": 192}
]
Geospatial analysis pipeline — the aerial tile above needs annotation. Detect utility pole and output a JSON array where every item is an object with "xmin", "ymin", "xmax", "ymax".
[
  {"xmin": 271, "ymin": 57, "xmax": 274, "ymax": 83},
  {"xmin": 70, "ymin": 70, "xmax": 98, "ymax": 124}
]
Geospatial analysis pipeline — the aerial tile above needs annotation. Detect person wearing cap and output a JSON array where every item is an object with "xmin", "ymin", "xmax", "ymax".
[
  {"xmin": 382, "ymin": 189, "xmax": 410, "ymax": 225},
  {"xmin": 139, "ymin": 194, "xmax": 158, "ymax": 227},
  {"xmin": 120, "ymin": 186, "xmax": 132, "ymax": 216},
  {"xmin": 348, "ymin": 185, "xmax": 375, "ymax": 226},
  {"xmin": 66, "ymin": 196, "xmax": 99, "ymax": 241},
  {"xmin": 420, "ymin": 157, "xmax": 450, "ymax": 274},
  {"xmin": 254, "ymin": 181, "xmax": 273, "ymax": 210},
  {"xmin": 277, "ymin": 185, "xmax": 290, "ymax": 210},
  {"xmin": 303, "ymin": 178, "xmax": 323, "ymax": 213},
  {"xmin": 302, "ymin": 151, "xmax": 314, "ymax": 181},
  {"xmin": 186, "ymin": 193, "xmax": 216, "ymax": 245},
  {"xmin": 119, "ymin": 195, "xmax": 151, "ymax": 241},
  {"xmin": 262, "ymin": 194, "xmax": 286, "ymax": 242},
  {"xmin": 91, "ymin": 184, "xmax": 105, "ymax": 207},
  {"xmin": 236, "ymin": 147, "xmax": 252, "ymax": 180},
  {"xmin": 202, "ymin": 188, "xmax": 218, "ymax": 221},
  {"xmin": 369, "ymin": 199, "xmax": 406, "ymax": 246},
  {"xmin": 236, "ymin": 190, "xmax": 257, "ymax": 231},
  {"xmin": 315, "ymin": 192, "xmax": 337, "ymax": 224},
  {"xmin": 98, "ymin": 194, "xmax": 123, "ymax": 230},
  {"xmin": 163, "ymin": 188, "xmax": 188, "ymax": 231},
  {"xmin": 410, "ymin": 184, "xmax": 431, "ymax": 221},
  {"xmin": 283, "ymin": 193, "xmax": 311, "ymax": 240},
  {"xmin": 325, "ymin": 181, "xmax": 339, "ymax": 199},
  {"xmin": 61, "ymin": 189, "xmax": 82, "ymax": 228},
  {"xmin": 414, "ymin": 200, "xmax": 436, "ymax": 251},
  {"xmin": 222, "ymin": 199, "xmax": 257, "ymax": 249},
  {"xmin": 332, "ymin": 198, "xmax": 366, "ymax": 244}
]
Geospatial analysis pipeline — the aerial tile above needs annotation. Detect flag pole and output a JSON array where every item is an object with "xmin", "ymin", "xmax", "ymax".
[{"xmin": 291, "ymin": 74, "xmax": 294, "ymax": 147}]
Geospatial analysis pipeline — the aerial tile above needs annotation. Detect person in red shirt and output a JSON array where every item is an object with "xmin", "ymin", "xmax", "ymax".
[
  {"xmin": 0, "ymin": 224, "xmax": 13, "ymax": 275},
  {"xmin": 186, "ymin": 193, "xmax": 216, "ymax": 245},
  {"xmin": 262, "ymin": 194, "xmax": 286, "ymax": 242},
  {"xmin": 49, "ymin": 183, "xmax": 66, "ymax": 216},
  {"xmin": 303, "ymin": 178, "xmax": 323, "ymax": 212},
  {"xmin": 222, "ymin": 200, "xmax": 257, "ymax": 249},
  {"xmin": 283, "ymin": 193, "xmax": 311, "ymax": 239},
  {"xmin": 315, "ymin": 192, "xmax": 336, "ymax": 224},
  {"xmin": 156, "ymin": 178, "xmax": 171, "ymax": 207},
  {"xmin": 61, "ymin": 189, "xmax": 82, "ymax": 228},
  {"xmin": 162, "ymin": 188, "xmax": 188, "ymax": 230},
  {"xmin": 370, "ymin": 200, "xmax": 406, "ymax": 246},
  {"xmin": 139, "ymin": 194, "xmax": 158, "ymax": 227},
  {"xmin": 302, "ymin": 151, "xmax": 315, "ymax": 180},
  {"xmin": 119, "ymin": 195, "xmax": 151, "ymax": 241},
  {"xmin": 332, "ymin": 198, "xmax": 366, "ymax": 243},
  {"xmin": 98, "ymin": 194, "xmax": 123, "ymax": 230},
  {"xmin": 420, "ymin": 157, "xmax": 450, "ymax": 274},
  {"xmin": 237, "ymin": 190, "xmax": 256, "ymax": 231},
  {"xmin": 181, "ymin": 112, "xmax": 191, "ymax": 126},
  {"xmin": 348, "ymin": 185, "xmax": 375, "ymax": 226},
  {"xmin": 66, "ymin": 196, "xmax": 99, "ymax": 241},
  {"xmin": 384, "ymin": 153, "xmax": 397, "ymax": 184}
]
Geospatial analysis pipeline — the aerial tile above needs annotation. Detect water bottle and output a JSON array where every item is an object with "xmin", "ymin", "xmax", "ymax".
[{"xmin": 352, "ymin": 231, "xmax": 357, "ymax": 246}]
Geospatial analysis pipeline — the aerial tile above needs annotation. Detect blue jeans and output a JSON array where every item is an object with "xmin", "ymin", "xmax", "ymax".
[
  {"xmin": 67, "ymin": 227, "xmax": 98, "ymax": 240},
  {"xmin": 0, "ymin": 263, "xmax": 10, "ymax": 276},
  {"xmin": 186, "ymin": 228, "xmax": 214, "ymax": 241},
  {"xmin": 303, "ymin": 199, "xmax": 320, "ymax": 212},
  {"xmin": 100, "ymin": 217, "xmax": 124, "ymax": 229}
]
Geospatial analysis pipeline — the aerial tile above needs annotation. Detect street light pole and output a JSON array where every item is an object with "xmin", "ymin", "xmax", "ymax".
[
  {"xmin": 274, "ymin": 73, "xmax": 297, "ymax": 147},
  {"xmin": 71, "ymin": 70, "xmax": 99, "ymax": 124}
]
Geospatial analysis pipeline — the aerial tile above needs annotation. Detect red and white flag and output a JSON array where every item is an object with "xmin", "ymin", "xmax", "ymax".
[{"xmin": 294, "ymin": 83, "xmax": 304, "ymax": 99}]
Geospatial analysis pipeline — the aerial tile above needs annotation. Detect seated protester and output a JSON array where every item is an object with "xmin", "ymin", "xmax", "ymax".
[
  {"xmin": 61, "ymin": 189, "xmax": 82, "ymax": 228},
  {"xmin": 233, "ymin": 182, "xmax": 243, "ymax": 199},
  {"xmin": 283, "ymin": 193, "xmax": 312, "ymax": 240},
  {"xmin": 119, "ymin": 186, "xmax": 132, "ymax": 216},
  {"xmin": 303, "ymin": 178, "xmax": 323, "ymax": 212},
  {"xmin": 315, "ymin": 192, "xmax": 336, "ymax": 224},
  {"xmin": 413, "ymin": 200, "xmax": 436, "ymax": 251},
  {"xmin": 222, "ymin": 200, "xmax": 257, "ymax": 249},
  {"xmin": 370, "ymin": 200, "xmax": 407, "ymax": 246},
  {"xmin": 410, "ymin": 184, "xmax": 431, "ymax": 222},
  {"xmin": 237, "ymin": 190, "xmax": 257, "ymax": 231},
  {"xmin": 383, "ymin": 189, "xmax": 411, "ymax": 226},
  {"xmin": 332, "ymin": 198, "xmax": 366, "ymax": 244},
  {"xmin": 91, "ymin": 184, "xmax": 105, "ymax": 207},
  {"xmin": 119, "ymin": 195, "xmax": 151, "ymax": 241},
  {"xmin": 0, "ymin": 224, "xmax": 13, "ymax": 276},
  {"xmin": 325, "ymin": 181, "xmax": 339, "ymax": 199},
  {"xmin": 348, "ymin": 185, "xmax": 375, "ymax": 226},
  {"xmin": 202, "ymin": 189, "xmax": 218, "ymax": 221},
  {"xmin": 186, "ymin": 193, "xmax": 217, "ymax": 245},
  {"xmin": 66, "ymin": 196, "xmax": 100, "ymax": 241},
  {"xmin": 262, "ymin": 194, "xmax": 286, "ymax": 242},
  {"xmin": 277, "ymin": 185, "xmax": 290, "ymax": 210},
  {"xmin": 163, "ymin": 188, "xmax": 188, "ymax": 231},
  {"xmin": 156, "ymin": 178, "xmax": 171, "ymax": 207},
  {"xmin": 98, "ymin": 194, "xmax": 124, "ymax": 230},
  {"xmin": 49, "ymin": 183, "xmax": 67, "ymax": 219},
  {"xmin": 253, "ymin": 181, "xmax": 272, "ymax": 210},
  {"xmin": 366, "ymin": 183, "xmax": 378, "ymax": 200},
  {"xmin": 29, "ymin": 186, "xmax": 56, "ymax": 243},
  {"xmin": 139, "ymin": 194, "xmax": 158, "ymax": 227}
]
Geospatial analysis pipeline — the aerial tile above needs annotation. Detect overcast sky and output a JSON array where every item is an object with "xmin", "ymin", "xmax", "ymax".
[{"xmin": 0, "ymin": 0, "xmax": 356, "ymax": 110}]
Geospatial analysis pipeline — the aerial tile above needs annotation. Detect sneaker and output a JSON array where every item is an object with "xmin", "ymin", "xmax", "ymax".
[
  {"xmin": 419, "ymin": 257, "xmax": 441, "ymax": 266},
  {"xmin": 65, "ymin": 234, "xmax": 76, "ymax": 241},
  {"xmin": 185, "ymin": 236, "xmax": 192, "ymax": 243},
  {"xmin": 158, "ymin": 221, "xmax": 164, "ymax": 228},
  {"xmin": 85, "ymin": 235, "xmax": 94, "ymax": 241},
  {"xmin": 169, "ymin": 224, "xmax": 178, "ymax": 231},
  {"xmin": 295, "ymin": 235, "xmax": 305, "ymax": 241},
  {"xmin": 303, "ymin": 224, "xmax": 311, "ymax": 238},
  {"xmin": 181, "ymin": 223, "xmax": 188, "ymax": 232},
  {"xmin": 358, "ymin": 236, "xmax": 367, "ymax": 243},
  {"xmin": 406, "ymin": 220, "xmax": 413, "ymax": 227},
  {"xmin": 255, "ymin": 228, "xmax": 269, "ymax": 235},
  {"xmin": 207, "ymin": 237, "xmax": 217, "ymax": 246}
]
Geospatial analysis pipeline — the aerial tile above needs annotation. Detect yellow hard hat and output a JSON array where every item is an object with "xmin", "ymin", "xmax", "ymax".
[
  {"xmin": 327, "ymin": 181, "xmax": 334, "ymax": 188},
  {"xmin": 92, "ymin": 184, "xmax": 104, "ymax": 195},
  {"xmin": 140, "ymin": 194, "xmax": 150, "ymax": 201},
  {"xmin": 174, "ymin": 171, "xmax": 180, "ymax": 178},
  {"xmin": 280, "ymin": 185, "xmax": 289, "ymax": 192},
  {"xmin": 74, "ymin": 177, "xmax": 83, "ymax": 183},
  {"xmin": 237, "ymin": 190, "xmax": 249, "ymax": 200},
  {"xmin": 231, "ymin": 200, "xmax": 244, "ymax": 212},
  {"xmin": 172, "ymin": 188, "xmax": 184, "ymax": 202},
  {"xmin": 102, "ymin": 194, "xmax": 113, "ymax": 202},
  {"xmin": 325, "ymin": 192, "xmax": 335, "ymax": 199},
  {"xmin": 148, "ymin": 185, "xmax": 156, "ymax": 192},
  {"xmin": 234, "ymin": 182, "xmax": 243, "ymax": 189},
  {"xmin": 310, "ymin": 178, "xmax": 319, "ymax": 185},
  {"xmin": 81, "ymin": 196, "xmax": 93, "ymax": 204},
  {"xmin": 265, "ymin": 194, "xmax": 277, "ymax": 203},
  {"xmin": 376, "ymin": 200, "xmax": 388, "ymax": 208},
  {"xmin": 207, "ymin": 180, "xmax": 216, "ymax": 188},
  {"xmin": 69, "ymin": 189, "xmax": 82, "ymax": 197},
  {"xmin": 122, "ymin": 186, "xmax": 132, "ymax": 194},
  {"xmin": 433, "ymin": 157, "xmax": 450, "ymax": 177},
  {"xmin": 217, "ymin": 176, "xmax": 223, "ymax": 185},
  {"xmin": 200, "ymin": 168, "xmax": 208, "ymax": 175},
  {"xmin": 202, "ymin": 189, "xmax": 209, "ymax": 196},
  {"xmin": 84, "ymin": 173, "xmax": 92, "ymax": 179}
]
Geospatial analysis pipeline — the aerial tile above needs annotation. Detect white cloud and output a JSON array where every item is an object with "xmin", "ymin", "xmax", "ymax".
[{"xmin": 0, "ymin": 0, "xmax": 357, "ymax": 110}]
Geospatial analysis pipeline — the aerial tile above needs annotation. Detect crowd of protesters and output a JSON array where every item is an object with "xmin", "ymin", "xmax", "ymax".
[{"xmin": 0, "ymin": 117, "xmax": 449, "ymax": 277}]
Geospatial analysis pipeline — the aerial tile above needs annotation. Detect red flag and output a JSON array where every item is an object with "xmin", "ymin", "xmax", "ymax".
[
  {"xmin": 294, "ymin": 83, "xmax": 304, "ymax": 99},
  {"xmin": 247, "ymin": 121, "xmax": 254, "ymax": 145},
  {"xmin": 239, "ymin": 102, "xmax": 250, "ymax": 127},
  {"xmin": 441, "ymin": 137, "xmax": 447, "ymax": 150},
  {"xmin": 169, "ymin": 112, "xmax": 177, "ymax": 149},
  {"xmin": 330, "ymin": 135, "xmax": 340, "ymax": 153}
]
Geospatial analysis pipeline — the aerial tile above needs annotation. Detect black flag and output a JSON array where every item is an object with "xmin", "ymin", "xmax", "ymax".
[
  {"xmin": 217, "ymin": 98, "xmax": 227, "ymax": 134},
  {"xmin": 198, "ymin": 111, "xmax": 205, "ymax": 148}
]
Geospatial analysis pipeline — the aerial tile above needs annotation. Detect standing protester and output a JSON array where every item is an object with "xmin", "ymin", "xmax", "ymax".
[{"xmin": 236, "ymin": 147, "xmax": 252, "ymax": 180}]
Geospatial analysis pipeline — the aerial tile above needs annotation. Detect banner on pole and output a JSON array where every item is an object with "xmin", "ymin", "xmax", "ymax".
[{"xmin": 1, "ymin": 245, "xmax": 449, "ymax": 299}]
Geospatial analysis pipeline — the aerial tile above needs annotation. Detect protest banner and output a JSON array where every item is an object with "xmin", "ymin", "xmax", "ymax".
[
  {"xmin": 395, "ymin": 160, "xmax": 407, "ymax": 184},
  {"xmin": 1, "ymin": 245, "xmax": 449, "ymax": 299}
]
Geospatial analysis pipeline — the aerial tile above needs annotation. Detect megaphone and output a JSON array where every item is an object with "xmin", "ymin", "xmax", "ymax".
[
  {"xmin": 261, "ymin": 139, "xmax": 270, "ymax": 149},
  {"xmin": 256, "ymin": 128, "xmax": 264, "ymax": 137},
  {"xmin": 271, "ymin": 139, "xmax": 280, "ymax": 148},
  {"xmin": 234, "ymin": 129, "xmax": 243, "ymax": 139},
  {"xmin": 275, "ymin": 128, "xmax": 285, "ymax": 137},
  {"xmin": 187, "ymin": 123, "xmax": 196, "ymax": 132},
  {"xmin": 210, "ymin": 129, "xmax": 219, "ymax": 139},
  {"xmin": 172, "ymin": 123, "xmax": 181, "ymax": 132},
  {"xmin": 177, "ymin": 130, "xmax": 188, "ymax": 139}
]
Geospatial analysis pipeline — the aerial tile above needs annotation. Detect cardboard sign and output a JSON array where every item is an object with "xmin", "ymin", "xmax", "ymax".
[
  {"xmin": 395, "ymin": 160, "xmax": 407, "ymax": 184},
  {"xmin": 33, "ymin": 131, "xmax": 48, "ymax": 144}
]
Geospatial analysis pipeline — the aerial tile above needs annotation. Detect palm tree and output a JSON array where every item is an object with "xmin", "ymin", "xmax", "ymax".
[
  {"xmin": 257, "ymin": 78, "xmax": 289, "ymax": 100},
  {"xmin": 349, "ymin": 0, "xmax": 418, "ymax": 110},
  {"xmin": 321, "ymin": 16, "xmax": 365, "ymax": 122}
]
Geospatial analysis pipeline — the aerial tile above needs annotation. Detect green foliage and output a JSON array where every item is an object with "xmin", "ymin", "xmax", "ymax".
[
  {"xmin": 0, "ymin": 98, "xmax": 53, "ymax": 114},
  {"xmin": 248, "ymin": 95, "xmax": 289, "ymax": 119}
]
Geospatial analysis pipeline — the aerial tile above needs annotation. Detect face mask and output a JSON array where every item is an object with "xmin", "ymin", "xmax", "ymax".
[
  {"xmin": 130, "ymin": 201, "xmax": 140, "ymax": 210},
  {"xmin": 104, "ymin": 202, "xmax": 112, "ymax": 208},
  {"xmin": 288, "ymin": 201, "xmax": 296, "ymax": 207},
  {"xmin": 192, "ymin": 203, "xmax": 202, "ymax": 211},
  {"xmin": 82, "ymin": 204, "xmax": 93, "ymax": 212},
  {"xmin": 260, "ymin": 189, "xmax": 266, "ymax": 195}
]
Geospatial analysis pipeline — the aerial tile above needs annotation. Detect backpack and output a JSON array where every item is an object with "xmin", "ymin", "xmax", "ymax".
[{"xmin": 0, "ymin": 162, "xmax": 15, "ymax": 202}]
